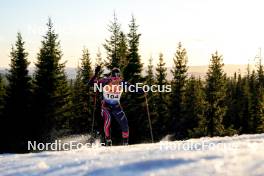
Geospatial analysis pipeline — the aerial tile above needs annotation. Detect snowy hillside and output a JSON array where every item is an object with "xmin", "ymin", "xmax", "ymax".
[{"xmin": 0, "ymin": 134, "xmax": 264, "ymax": 176}]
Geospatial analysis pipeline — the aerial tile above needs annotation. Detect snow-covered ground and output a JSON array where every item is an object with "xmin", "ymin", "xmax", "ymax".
[{"xmin": 0, "ymin": 134, "xmax": 264, "ymax": 176}]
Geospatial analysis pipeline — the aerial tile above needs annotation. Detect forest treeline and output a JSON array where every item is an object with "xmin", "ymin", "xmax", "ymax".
[{"xmin": 0, "ymin": 16, "xmax": 264, "ymax": 153}]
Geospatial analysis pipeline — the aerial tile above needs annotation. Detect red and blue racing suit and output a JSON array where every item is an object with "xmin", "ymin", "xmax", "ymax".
[{"xmin": 89, "ymin": 75, "xmax": 130, "ymax": 140}]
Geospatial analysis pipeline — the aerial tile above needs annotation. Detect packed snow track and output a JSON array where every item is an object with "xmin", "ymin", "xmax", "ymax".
[{"xmin": 0, "ymin": 134, "xmax": 264, "ymax": 176}]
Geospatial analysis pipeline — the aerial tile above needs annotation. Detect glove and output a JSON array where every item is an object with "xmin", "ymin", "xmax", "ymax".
[{"xmin": 95, "ymin": 66, "xmax": 101, "ymax": 75}]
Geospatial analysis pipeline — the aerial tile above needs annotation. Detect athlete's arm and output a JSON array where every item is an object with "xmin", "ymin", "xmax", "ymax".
[{"xmin": 88, "ymin": 66, "xmax": 102, "ymax": 86}]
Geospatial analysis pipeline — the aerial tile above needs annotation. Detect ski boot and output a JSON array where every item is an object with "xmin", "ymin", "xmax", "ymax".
[
  {"xmin": 122, "ymin": 138, "xmax": 129, "ymax": 146},
  {"xmin": 105, "ymin": 138, "xmax": 112, "ymax": 146}
]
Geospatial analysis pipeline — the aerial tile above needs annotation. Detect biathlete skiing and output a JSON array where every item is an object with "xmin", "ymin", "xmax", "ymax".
[{"xmin": 89, "ymin": 66, "xmax": 144, "ymax": 146}]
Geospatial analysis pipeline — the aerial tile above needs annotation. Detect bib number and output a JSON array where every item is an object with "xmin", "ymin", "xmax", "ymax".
[
  {"xmin": 105, "ymin": 93, "xmax": 120, "ymax": 100},
  {"xmin": 103, "ymin": 78, "xmax": 123, "ymax": 103}
]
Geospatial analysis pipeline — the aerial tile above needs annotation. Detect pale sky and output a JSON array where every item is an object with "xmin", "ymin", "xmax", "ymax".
[{"xmin": 1, "ymin": 0, "xmax": 264, "ymax": 68}]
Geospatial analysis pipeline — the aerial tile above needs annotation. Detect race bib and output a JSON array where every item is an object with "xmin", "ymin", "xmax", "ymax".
[{"xmin": 103, "ymin": 78, "xmax": 123, "ymax": 104}]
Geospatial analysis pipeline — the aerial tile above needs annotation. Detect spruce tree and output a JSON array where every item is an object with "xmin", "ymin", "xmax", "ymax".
[
  {"xmin": 0, "ymin": 74, "xmax": 5, "ymax": 119},
  {"xmin": 103, "ymin": 13, "xmax": 121, "ymax": 69},
  {"xmin": 123, "ymin": 15, "xmax": 143, "ymax": 83},
  {"xmin": 184, "ymin": 76, "xmax": 206, "ymax": 138},
  {"xmin": 54, "ymin": 62, "xmax": 72, "ymax": 132},
  {"xmin": 257, "ymin": 57, "xmax": 264, "ymax": 87},
  {"xmin": 3, "ymin": 33, "xmax": 32, "ymax": 152},
  {"xmin": 0, "ymin": 74, "xmax": 5, "ymax": 152},
  {"xmin": 223, "ymin": 74, "xmax": 240, "ymax": 134},
  {"xmin": 145, "ymin": 57, "xmax": 155, "ymax": 113},
  {"xmin": 203, "ymin": 51, "xmax": 227, "ymax": 136},
  {"xmin": 240, "ymin": 75, "xmax": 251, "ymax": 133},
  {"xmin": 248, "ymin": 71, "xmax": 258, "ymax": 133},
  {"xmin": 32, "ymin": 19, "xmax": 71, "ymax": 141},
  {"xmin": 71, "ymin": 48, "xmax": 94, "ymax": 134},
  {"xmin": 80, "ymin": 48, "xmax": 93, "ymax": 87},
  {"xmin": 170, "ymin": 42, "xmax": 188, "ymax": 139},
  {"xmin": 252, "ymin": 59, "xmax": 264, "ymax": 133},
  {"xmin": 95, "ymin": 48, "xmax": 104, "ymax": 76},
  {"xmin": 146, "ymin": 57, "xmax": 155, "ymax": 86},
  {"xmin": 71, "ymin": 65, "xmax": 83, "ymax": 132},
  {"xmin": 118, "ymin": 32, "xmax": 128, "ymax": 73},
  {"xmin": 122, "ymin": 15, "xmax": 146, "ymax": 143},
  {"xmin": 154, "ymin": 53, "xmax": 169, "ymax": 139},
  {"xmin": 71, "ymin": 48, "xmax": 93, "ymax": 133},
  {"xmin": 234, "ymin": 73, "xmax": 243, "ymax": 131}
]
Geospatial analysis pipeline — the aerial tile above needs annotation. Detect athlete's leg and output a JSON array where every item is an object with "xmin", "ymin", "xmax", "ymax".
[
  {"xmin": 101, "ymin": 107, "xmax": 111, "ymax": 145},
  {"xmin": 111, "ymin": 106, "xmax": 129, "ymax": 144}
]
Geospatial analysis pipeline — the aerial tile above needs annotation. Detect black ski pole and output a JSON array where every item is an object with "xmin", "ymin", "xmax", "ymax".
[
  {"xmin": 88, "ymin": 65, "xmax": 101, "ymax": 143},
  {"xmin": 91, "ymin": 81, "xmax": 98, "ymax": 139},
  {"xmin": 144, "ymin": 93, "xmax": 154, "ymax": 143}
]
